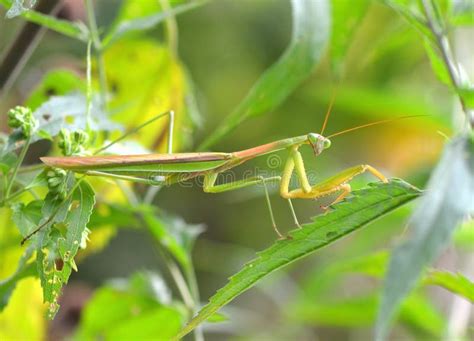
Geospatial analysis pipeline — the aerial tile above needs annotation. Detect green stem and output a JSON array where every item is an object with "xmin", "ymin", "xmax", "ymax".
[
  {"xmin": 161, "ymin": 0, "xmax": 179, "ymax": 58},
  {"xmin": 185, "ymin": 263, "xmax": 204, "ymax": 341},
  {"xmin": 85, "ymin": 0, "xmax": 107, "ymax": 108},
  {"xmin": 21, "ymin": 175, "xmax": 85, "ymax": 245},
  {"xmin": 165, "ymin": 253, "xmax": 195, "ymax": 312},
  {"xmin": 5, "ymin": 136, "xmax": 31, "ymax": 199},
  {"xmin": 86, "ymin": 39, "xmax": 93, "ymax": 132},
  {"xmin": 421, "ymin": 0, "xmax": 474, "ymax": 129},
  {"xmin": 18, "ymin": 163, "xmax": 44, "ymax": 174},
  {"xmin": 1, "ymin": 186, "xmax": 31, "ymax": 206}
]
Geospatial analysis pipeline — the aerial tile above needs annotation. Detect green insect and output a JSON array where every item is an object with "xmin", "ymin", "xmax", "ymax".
[{"xmin": 40, "ymin": 104, "xmax": 417, "ymax": 240}]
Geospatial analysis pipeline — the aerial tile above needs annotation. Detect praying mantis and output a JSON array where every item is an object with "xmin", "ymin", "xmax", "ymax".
[{"xmin": 40, "ymin": 103, "xmax": 417, "ymax": 240}]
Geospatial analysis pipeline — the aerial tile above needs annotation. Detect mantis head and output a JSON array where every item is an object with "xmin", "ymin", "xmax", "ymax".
[{"xmin": 307, "ymin": 133, "xmax": 331, "ymax": 155}]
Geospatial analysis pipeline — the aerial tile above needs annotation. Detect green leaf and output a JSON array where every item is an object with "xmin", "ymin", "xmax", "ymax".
[
  {"xmin": 4, "ymin": 0, "xmax": 35, "ymax": 18},
  {"xmin": 206, "ymin": 312, "xmax": 229, "ymax": 323},
  {"xmin": 75, "ymin": 272, "xmax": 183, "ymax": 340},
  {"xmin": 454, "ymin": 219, "xmax": 474, "ymax": 251},
  {"xmin": 300, "ymin": 249, "xmax": 473, "ymax": 302},
  {"xmin": 457, "ymin": 86, "xmax": 474, "ymax": 110},
  {"xmin": 0, "ymin": 152, "xmax": 16, "ymax": 175},
  {"xmin": 296, "ymin": 294, "xmax": 378, "ymax": 327},
  {"xmin": 377, "ymin": 135, "xmax": 474, "ymax": 341},
  {"xmin": 382, "ymin": 0, "xmax": 434, "ymax": 41},
  {"xmin": 11, "ymin": 200, "xmax": 43, "ymax": 237},
  {"xmin": 102, "ymin": 39, "xmax": 196, "ymax": 152},
  {"xmin": 25, "ymin": 69, "xmax": 86, "ymax": 110},
  {"xmin": 424, "ymin": 270, "xmax": 474, "ymax": 302},
  {"xmin": 198, "ymin": 0, "xmax": 331, "ymax": 150},
  {"xmin": 103, "ymin": 1, "xmax": 206, "ymax": 48},
  {"xmin": 330, "ymin": 0, "xmax": 370, "ymax": 76},
  {"xmin": 36, "ymin": 180, "xmax": 95, "ymax": 319},
  {"xmin": 13, "ymin": 167, "xmax": 47, "ymax": 191},
  {"xmin": 399, "ymin": 292, "xmax": 446, "ymax": 336},
  {"xmin": 112, "ymin": 0, "xmax": 161, "ymax": 20},
  {"xmin": 293, "ymin": 292, "xmax": 444, "ymax": 337},
  {"xmin": 140, "ymin": 208, "xmax": 203, "ymax": 270},
  {"xmin": 32, "ymin": 94, "xmax": 120, "ymax": 139},
  {"xmin": 5, "ymin": 94, "xmax": 121, "ymax": 153},
  {"xmin": 174, "ymin": 179, "xmax": 421, "ymax": 338},
  {"xmin": 423, "ymin": 39, "xmax": 452, "ymax": 86},
  {"xmin": 295, "ymin": 250, "xmax": 445, "ymax": 335},
  {"xmin": 0, "ymin": 0, "xmax": 89, "ymax": 41},
  {"xmin": 451, "ymin": 0, "xmax": 474, "ymax": 26}
]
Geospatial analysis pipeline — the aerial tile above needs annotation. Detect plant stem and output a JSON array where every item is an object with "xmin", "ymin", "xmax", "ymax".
[
  {"xmin": 5, "ymin": 136, "xmax": 31, "ymax": 199},
  {"xmin": 161, "ymin": 0, "xmax": 179, "ymax": 58},
  {"xmin": 85, "ymin": 0, "xmax": 107, "ymax": 108},
  {"xmin": 21, "ymin": 175, "xmax": 85, "ymax": 245},
  {"xmin": 86, "ymin": 39, "xmax": 93, "ymax": 131},
  {"xmin": 185, "ymin": 263, "xmax": 204, "ymax": 341},
  {"xmin": 164, "ymin": 253, "xmax": 196, "ymax": 311},
  {"xmin": 18, "ymin": 163, "xmax": 44, "ymax": 174},
  {"xmin": 421, "ymin": 0, "xmax": 474, "ymax": 129},
  {"xmin": 1, "ymin": 186, "xmax": 31, "ymax": 207}
]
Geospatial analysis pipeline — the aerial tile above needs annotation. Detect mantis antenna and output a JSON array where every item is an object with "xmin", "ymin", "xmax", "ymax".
[
  {"xmin": 326, "ymin": 115, "xmax": 428, "ymax": 139},
  {"xmin": 320, "ymin": 87, "xmax": 338, "ymax": 135}
]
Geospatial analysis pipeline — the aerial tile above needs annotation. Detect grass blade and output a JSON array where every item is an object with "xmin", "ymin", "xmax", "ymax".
[
  {"xmin": 174, "ymin": 179, "xmax": 421, "ymax": 339},
  {"xmin": 424, "ymin": 270, "xmax": 474, "ymax": 302}
]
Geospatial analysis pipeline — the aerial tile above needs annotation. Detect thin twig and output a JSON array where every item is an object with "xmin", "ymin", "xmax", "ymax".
[
  {"xmin": 160, "ymin": 0, "xmax": 179, "ymax": 58},
  {"xmin": 165, "ymin": 254, "xmax": 196, "ymax": 312},
  {"xmin": 1, "ymin": 186, "xmax": 31, "ymax": 206},
  {"xmin": 86, "ymin": 39, "xmax": 93, "ymax": 131},
  {"xmin": 185, "ymin": 263, "xmax": 204, "ymax": 341},
  {"xmin": 421, "ymin": 0, "xmax": 474, "ymax": 129},
  {"xmin": 21, "ymin": 176, "xmax": 85, "ymax": 245},
  {"xmin": 85, "ymin": 0, "xmax": 107, "ymax": 107},
  {"xmin": 5, "ymin": 136, "xmax": 31, "ymax": 199}
]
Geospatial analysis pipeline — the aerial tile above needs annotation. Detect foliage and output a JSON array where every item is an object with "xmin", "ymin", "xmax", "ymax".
[
  {"xmin": 375, "ymin": 1, "xmax": 474, "ymax": 339},
  {"xmin": 74, "ymin": 271, "xmax": 183, "ymax": 340},
  {"xmin": 175, "ymin": 179, "xmax": 421, "ymax": 338},
  {"xmin": 378, "ymin": 135, "xmax": 474, "ymax": 339},
  {"xmin": 0, "ymin": 0, "xmax": 472, "ymax": 340}
]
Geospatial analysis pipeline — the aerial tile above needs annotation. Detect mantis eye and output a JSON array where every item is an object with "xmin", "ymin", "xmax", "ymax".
[
  {"xmin": 323, "ymin": 139, "xmax": 331, "ymax": 149},
  {"xmin": 308, "ymin": 133, "xmax": 319, "ymax": 144}
]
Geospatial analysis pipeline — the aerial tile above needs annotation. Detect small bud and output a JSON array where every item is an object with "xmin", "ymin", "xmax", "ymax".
[
  {"xmin": 46, "ymin": 167, "xmax": 68, "ymax": 200},
  {"xmin": 7, "ymin": 106, "xmax": 38, "ymax": 138},
  {"xmin": 58, "ymin": 129, "xmax": 89, "ymax": 156}
]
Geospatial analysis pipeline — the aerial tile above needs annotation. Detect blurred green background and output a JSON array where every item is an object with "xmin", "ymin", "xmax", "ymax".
[{"xmin": 1, "ymin": 0, "xmax": 470, "ymax": 340}]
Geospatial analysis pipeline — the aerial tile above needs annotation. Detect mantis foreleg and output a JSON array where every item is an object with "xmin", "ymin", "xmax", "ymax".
[
  {"xmin": 280, "ymin": 145, "xmax": 314, "ymax": 197},
  {"xmin": 281, "ymin": 163, "xmax": 388, "ymax": 203},
  {"xmin": 279, "ymin": 145, "xmax": 387, "ymax": 208}
]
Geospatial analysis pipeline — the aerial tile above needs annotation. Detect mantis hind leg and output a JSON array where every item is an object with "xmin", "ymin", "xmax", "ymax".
[
  {"xmin": 282, "ymin": 164, "xmax": 388, "ymax": 201},
  {"xmin": 95, "ymin": 110, "xmax": 175, "ymax": 155},
  {"xmin": 287, "ymin": 198, "xmax": 301, "ymax": 228},
  {"xmin": 203, "ymin": 172, "xmax": 285, "ymax": 239}
]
